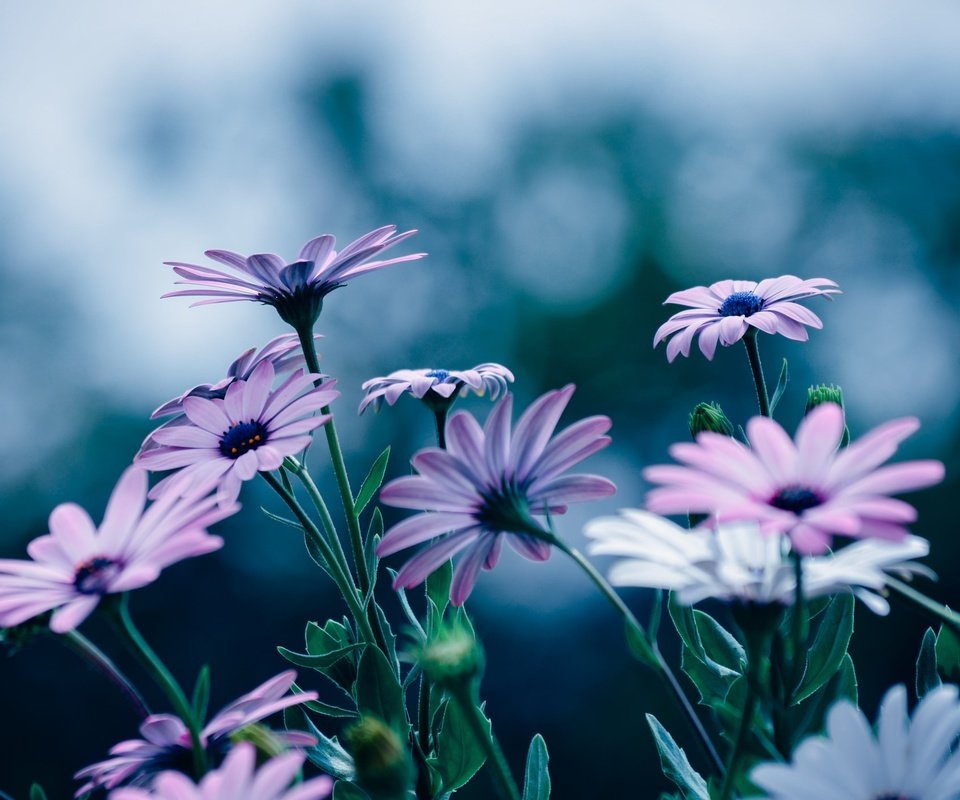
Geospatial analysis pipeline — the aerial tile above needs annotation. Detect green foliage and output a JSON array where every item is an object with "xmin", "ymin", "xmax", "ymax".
[
  {"xmin": 355, "ymin": 447, "xmax": 391, "ymax": 515},
  {"xmin": 793, "ymin": 593, "xmax": 854, "ymax": 705},
  {"xmin": 645, "ymin": 715, "xmax": 708, "ymax": 800},
  {"xmin": 427, "ymin": 697, "xmax": 489, "ymax": 794},
  {"xmin": 522, "ymin": 734, "xmax": 551, "ymax": 800},
  {"xmin": 426, "ymin": 559, "xmax": 454, "ymax": 615},
  {"xmin": 768, "ymin": 358, "xmax": 789, "ymax": 414},
  {"xmin": 668, "ymin": 595, "xmax": 743, "ymax": 703},
  {"xmin": 935, "ymin": 623, "xmax": 960, "ymax": 680},
  {"xmin": 191, "ymin": 665, "xmax": 210, "ymax": 723},
  {"xmin": 333, "ymin": 782, "xmax": 370, "ymax": 800},
  {"xmin": 916, "ymin": 627, "xmax": 942, "ymax": 699},
  {"xmin": 285, "ymin": 705, "xmax": 357, "ymax": 781},
  {"xmin": 29, "ymin": 785, "xmax": 48, "ymax": 800},
  {"xmin": 355, "ymin": 646, "xmax": 406, "ymax": 732}
]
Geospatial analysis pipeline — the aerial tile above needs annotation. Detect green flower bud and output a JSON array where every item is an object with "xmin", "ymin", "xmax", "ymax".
[
  {"xmin": 345, "ymin": 715, "xmax": 412, "ymax": 800},
  {"xmin": 688, "ymin": 402, "xmax": 734, "ymax": 439},
  {"xmin": 418, "ymin": 621, "xmax": 484, "ymax": 691},
  {"xmin": 228, "ymin": 723, "xmax": 288, "ymax": 759},
  {"xmin": 805, "ymin": 384, "xmax": 850, "ymax": 446}
]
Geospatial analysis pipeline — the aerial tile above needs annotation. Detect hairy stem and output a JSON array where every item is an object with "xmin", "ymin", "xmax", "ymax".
[{"xmin": 743, "ymin": 331, "xmax": 770, "ymax": 418}]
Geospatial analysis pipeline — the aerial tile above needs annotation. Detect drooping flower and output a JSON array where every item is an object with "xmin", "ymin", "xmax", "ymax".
[
  {"xmin": 585, "ymin": 509, "xmax": 931, "ymax": 613},
  {"xmin": 77, "ymin": 672, "xmax": 318, "ymax": 795},
  {"xmin": 137, "ymin": 360, "xmax": 339, "ymax": 502},
  {"xmin": 644, "ymin": 403, "xmax": 944, "ymax": 554},
  {"xmin": 108, "ymin": 743, "xmax": 333, "ymax": 800},
  {"xmin": 0, "ymin": 467, "xmax": 232, "ymax": 634},
  {"xmin": 653, "ymin": 275, "xmax": 840, "ymax": 361},
  {"xmin": 163, "ymin": 226, "xmax": 426, "ymax": 329},
  {"xmin": 377, "ymin": 385, "xmax": 616, "ymax": 604},
  {"xmin": 358, "ymin": 363, "xmax": 514, "ymax": 414},
  {"xmin": 751, "ymin": 684, "xmax": 960, "ymax": 799}
]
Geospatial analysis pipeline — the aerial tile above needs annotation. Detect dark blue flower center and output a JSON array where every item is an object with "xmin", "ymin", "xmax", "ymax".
[
  {"xmin": 719, "ymin": 291, "xmax": 764, "ymax": 317},
  {"xmin": 74, "ymin": 557, "xmax": 121, "ymax": 595},
  {"xmin": 476, "ymin": 480, "xmax": 543, "ymax": 537},
  {"xmin": 219, "ymin": 420, "xmax": 268, "ymax": 459},
  {"xmin": 770, "ymin": 486, "xmax": 823, "ymax": 514},
  {"xmin": 426, "ymin": 369, "xmax": 450, "ymax": 381}
]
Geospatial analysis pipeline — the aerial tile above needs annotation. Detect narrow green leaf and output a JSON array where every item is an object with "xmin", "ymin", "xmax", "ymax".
[
  {"xmin": 917, "ymin": 627, "xmax": 942, "ymax": 699},
  {"xmin": 291, "ymin": 681, "xmax": 358, "ymax": 719},
  {"xmin": 522, "ymin": 734, "xmax": 551, "ymax": 800},
  {"xmin": 29, "ymin": 785, "xmax": 48, "ymax": 800},
  {"xmin": 793, "ymin": 592, "xmax": 854, "ymax": 705},
  {"xmin": 788, "ymin": 653, "xmax": 858, "ymax": 745},
  {"xmin": 936, "ymin": 622, "xmax": 960, "ymax": 680},
  {"xmin": 303, "ymin": 530, "xmax": 332, "ymax": 573},
  {"xmin": 645, "ymin": 714, "xmax": 709, "ymax": 800},
  {"xmin": 355, "ymin": 447, "xmax": 391, "ymax": 515},
  {"xmin": 278, "ymin": 643, "xmax": 363, "ymax": 671},
  {"xmin": 649, "ymin": 590, "xmax": 663, "ymax": 643},
  {"xmin": 426, "ymin": 559, "xmax": 454, "ymax": 614},
  {"xmin": 260, "ymin": 506, "xmax": 303, "ymax": 531},
  {"xmin": 624, "ymin": 619, "xmax": 658, "ymax": 670},
  {"xmin": 333, "ymin": 782, "xmax": 369, "ymax": 800},
  {"xmin": 427, "ymin": 698, "xmax": 488, "ymax": 793},
  {"xmin": 769, "ymin": 358, "xmax": 789, "ymax": 414},
  {"xmin": 191, "ymin": 665, "xmax": 210, "ymax": 723},
  {"xmin": 284, "ymin": 705, "xmax": 356, "ymax": 780},
  {"xmin": 354, "ymin": 645, "xmax": 405, "ymax": 731}
]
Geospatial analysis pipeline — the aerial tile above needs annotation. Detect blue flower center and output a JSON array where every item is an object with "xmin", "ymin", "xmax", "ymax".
[
  {"xmin": 219, "ymin": 420, "xmax": 268, "ymax": 459},
  {"xmin": 719, "ymin": 291, "xmax": 764, "ymax": 317},
  {"xmin": 770, "ymin": 486, "xmax": 823, "ymax": 514},
  {"xmin": 426, "ymin": 369, "xmax": 450, "ymax": 381},
  {"xmin": 74, "ymin": 557, "xmax": 121, "ymax": 595}
]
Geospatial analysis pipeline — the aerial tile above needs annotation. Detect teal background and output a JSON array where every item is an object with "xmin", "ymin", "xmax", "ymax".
[{"xmin": 1, "ymin": 2, "xmax": 959, "ymax": 796}]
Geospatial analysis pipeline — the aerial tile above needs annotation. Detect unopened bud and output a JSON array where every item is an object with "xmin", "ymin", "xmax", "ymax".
[
  {"xmin": 805, "ymin": 385, "xmax": 849, "ymax": 446},
  {"xmin": 418, "ymin": 622, "xmax": 484, "ymax": 691},
  {"xmin": 689, "ymin": 402, "xmax": 734, "ymax": 439},
  {"xmin": 345, "ymin": 716, "xmax": 412, "ymax": 799}
]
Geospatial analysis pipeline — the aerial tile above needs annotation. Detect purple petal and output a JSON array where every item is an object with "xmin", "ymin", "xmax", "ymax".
[
  {"xmin": 393, "ymin": 531, "xmax": 481, "ymax": 590},
  {"xmin": 378, "ymin": 512, "xmax": 478, "ymax": 556},
  {"xmin": 450, "ymin": 537, "xmax": 495, "ymax": 605},
  {"xmin": 512, "ymin": 385, "xmax": 575, "ymax": 484}
]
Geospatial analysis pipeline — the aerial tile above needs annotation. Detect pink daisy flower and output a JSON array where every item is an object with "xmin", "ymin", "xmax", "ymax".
[
  {"xmin": 163, "ymin": 226, "xmax": 425, "ymax": 329},
  {"xmin": 77, "ymin": 672, "xmax": 318, "ymax": 794},
  {"xmin": 137, "ymin": 360, "xmax": 339, "ymax": 503},
  {"xmin": 377, "ymin": 385, "xmax": 616, "ymax": 604},
  {"xmin": 643, "ymin": 403, "xmax": 944, "ymax": 554},
  {"xmin": 358, "ymin": 363, "xmax": 514, "ymax": 414},
  {"xmin": 108, "ymin": 743, "xmax": 333, "ymax": 800},
  {"xmin": 653, "ymin": 275, "xmax": 841, "ymax": 361},
  {"xmin": 0, "ymin": 467, "xmax": 233, "ymax": 634}
]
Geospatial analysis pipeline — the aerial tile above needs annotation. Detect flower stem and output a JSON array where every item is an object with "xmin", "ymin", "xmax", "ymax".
[
  {"xmin": 718, "ymin": 677, "xmax": 758, "ymax": 800},
  {"xmin": 787, "ymin": 553, "xmax": 807, "ymax": 703},
  {"xmin": 548, "ymin": 534, "xmax": 725, "ymax": 777},
  {"xmin": 111, "ymin": 594, "xmax": 207, "ymax": 778},
  {"xmin": 58, "ymin": 630, "xmax": 151, "ymax": 719},
  {"xmin": 434, "ymin": 409, "xmax": 447, "ymax": 449},
  {"xmin": 886, "ymin": 575, "xmax": 960, "ymax": 635},
  {"xmin": 743, "ymin": 331, "xmax": 770, "ymax": 418},
  {"xmin": 448, "ymin": 685, "xmax": 521, "ymax": 800}
]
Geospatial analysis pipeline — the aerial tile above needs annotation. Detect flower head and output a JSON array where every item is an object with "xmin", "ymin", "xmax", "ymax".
[
  {"xmin": 137, "ymin": 360, "xmax": 339, "ymax": 503},
  {"xmin": 107, "ymin": 742, "xmax": 333, "ymax": 800},
  {"xmin": 358, "ymin": 363, "xmax": 514, "ymax": 414},
  {"xmin": 0, "ymin": 467, "xmax": 232, "ymax": 634},
  {"xmin": 653, "ymin": 275, "xmax": 840, "ymax": 361},
  {"xmin": 377, "ymin": 385, "xmax": 616, "ymax": 604},
  {"xmin": 78, "ymin": 672, "xmax": 317, "ymax": 795},
  {"xmin": 586, "ymin": 509, "xmax": 930, "ymax": 612},
  {"xmin": 752, "ymin": 684, "xmax": 960, "ymax": 799},
  {"xmin": 644, "ymin": 403, "xmax": 944, "ymax": 554},
  {"xmin": 163, "ymin": 226, "xmax": 426, "ymax": 329}
]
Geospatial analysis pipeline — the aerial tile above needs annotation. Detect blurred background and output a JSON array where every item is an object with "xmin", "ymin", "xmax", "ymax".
[{"xmin": 1, "ymin": 1, "xmax": 959, "ymax": 796}]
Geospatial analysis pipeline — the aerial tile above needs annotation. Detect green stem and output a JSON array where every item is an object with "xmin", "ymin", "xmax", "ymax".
[
  {"xmin": 548, "ymin": 534, "xmax": 725, "ymax": 776},
  {"xmin": 787, "ymin": 554, "xmax": 807, "ymax": 703},
  {"xmin": 434, "ymin": 409, "xmax": 447, "ymax": 449},
  {"xmin": 886, "ymin": 575, "xmax": 960, "ymax": 635},
  {"xmin": 743, "ymin": 331, "xmax": 770, "ymax": 418},
  {"xmin": 111, "ymin": 594, "xmax": 207, "ymax": 778},
  {"xmin": 718, "ymin": 680, "xmax": 758, "ymax": 800},
  {"xmin": 59, "ymin": 630, "xmax": 151, "ymax": 718},
  {"xmin": 449, "ymin": 685, "xmax": 520, "ymax": 800}
]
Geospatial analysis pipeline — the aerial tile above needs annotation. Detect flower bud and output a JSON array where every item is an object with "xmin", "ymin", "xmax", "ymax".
[
  {"xmin": 229, "ymin": 723, "xmax": 287, "ymax": 758},
  {"xmin": 418, "ymin": 621, "xmax": 484, "ymax": 691},
  {"xmin": 689, "ymin": 402, "xmax": 734, "ymax": 439},
  {"xmin": 345, "ymin": 715, "xmax": 412, "ymax": 799},
  {"xmin": 805, "ymin": 385, "xmax": 850, "ymax": 446}
]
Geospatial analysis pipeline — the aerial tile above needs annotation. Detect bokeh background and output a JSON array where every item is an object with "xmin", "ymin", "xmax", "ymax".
[{"xmin": 2, "ymin": 1, "xmax": 959, "ymax": 796}]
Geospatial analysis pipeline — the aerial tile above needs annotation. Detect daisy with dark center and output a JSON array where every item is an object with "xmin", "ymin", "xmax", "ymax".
[
  {"xmin": 644, "ymin": 403, "xmax": 944, "ymax": 554},
  {"xmin": 358, "ymin": 363, "xmax": 514, "ymax": 415},
  {"xmin": 377, "ymin": 385, "xmax": 615, "ymax": 604},
  {"xmin": 163, "ymin": 225, "xmax": 426, "ymax": 329},
  {"xmin": 653, "ymin": 275, "xmax": 840, "ymax": 362},
  {"xmin": 0, "ymin": 467, "xmax": 234, "ymax": 633},
  {"xmin": 137, "ymin": 360, "xmax": 339, "ymax": 502},
  {"xmin": 76, "ymin": 671, "xmax": 317, "ymax": 794}
]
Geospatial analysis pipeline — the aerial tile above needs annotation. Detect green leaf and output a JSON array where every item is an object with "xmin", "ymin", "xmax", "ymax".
[
  {"xmin": 306, "ymin": 620, "xmax": 352, "ymax": 655},
  {"xmin": 522, "ymin": 733, "xmax": 551, "ymax": 800},
  {"xmin": 426, "ymin": 559, "xmax": 454, "ymax": 614},
  {"xmin": 285, "ymin": 705, "xmax": 356, "ymax": 780},
  {"xmin": 333, "ymin": 782, "xmax": 369, "ymax": 800},
  {"xmin": 260, "ymin": 506, "xmax": 304, "ymax": 531},
  {"xmin": 936, "ymin": 623, "xmax": 960, "ymax": 680},
  {"xmin": 292, "ymin": 681, "xmax": 358, "ymax": 719},
  {"xmin": 645, "ymin": 714, "xmax": 709, "ymax": 800},
  {"xmin": 428, "ymin": 699, "xmax": 488, "ymax": 793},
  {"xmin": 788, "ymin": 653, "xmax": 857, "ymax": 745},
  {"xmin": 278, "ymin": 643, "xmax": 363, "ymax": 672},
  {"xmin": 917, "ymin": 627, "xmax": 942, "ymax": 699},
  {"xmin": 624, "ymin": 618, "xmax": 658, "ymax": 670},
  {"xmin": 191, "ymin": 665, "xmax": 210, "ymax": 723},
  {"xmin": 356, "ymin": 447, "xmax": 391, "ymax": 515},
  {"xmin": 649, "ymin": 590, "xmax": 664, "ymax": 643},
  {"xmin": 303, "ymin": 530, "xmax": 332, "ymax": 573},
  {"xmin": 668, "ymin": 595, "xmax": 741, "ymax": 703},
  {"xmin": 769, "ymin": 358, "xmax": 789, "ymax": 414},
  {"xmin": 29, "ymin": 785, "xmax": 48, "ymax": 800},
  {"xmin": 793, "ymin": 592, "xmax": 854, "ymax": 705},
  {"xmin": 692, "ymin": 610, "xmax": 745, "ymax": 673},
  {"xmin": 354, "ymin": 645, "xmax": 405, "ymax": 731},
  {"xmin": 362, "ymin": 510, "xmax": 383, "ymax": 604}
]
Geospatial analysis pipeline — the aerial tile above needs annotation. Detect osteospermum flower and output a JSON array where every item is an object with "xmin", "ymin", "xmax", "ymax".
[
  {"xmin": 378, "ymin": 385, "xmax": 616, "ymax": 604},
  {"xmin": 163, "ymin": 226, "xmax": 426, "ymax": 328},
  {"xmin": 77, "ymin": 672, "xmax": 317, "ymax": 794},
  {"xmin": 644, "ymin": 403, "xmax": 944, "ymax": 554},
  {"xmin": 0, "ymin": 467, "xmax": 233, "ymax": 633},
  {"xmin": 358, "ymin": 363, "xmax": 514, "ymax": 414},
  {"xmin": 109, "ymin": 743, "xmax": 333, "ymax": 800},
  {"xmin": 585, "ymin": 510, "xmax": 930, "ymax": 613},
  {"xmin": 137, "ymin": 360, "xmax": 339, "ymax": 502},
  {"xmin": 653, "ymin": 275, "xmax": 840, "ymax": 361},
  {"xmin": 752, "ymin": 684, "xmax": 960, "ymax": 799}
]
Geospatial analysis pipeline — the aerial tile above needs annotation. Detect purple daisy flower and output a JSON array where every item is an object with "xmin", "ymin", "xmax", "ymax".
[
  {"xmin": 137, "ymin": 360, "xmax": 339, "ymax": 503},
  {"xmin": 653, "ymin": 275, "xmax": 841, "ymax": 361},
  {"xmin": 644, "ymin": 403, "xmax": 945, "ymax": 554},
  {"xmin": 0, "ymin": 467, "xmax": 233, "ymax": 634},
  {"xmin": 377, "ymin": 385, "xmax": 616, "ymax": 604},
  {"xmin": 358, "ymin": 363, "xmax": 515, "ymax": 414},
  {"xmin": 77, "ymin": 671, "xmax": 318, "ymax": 795},
  {"xmin": 163, "ymin": 226, "xmax": 426, "ymax": 328},
  {"xmin": 108, "ymin": 743, "xmax": 333, "ymax": 800}
]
